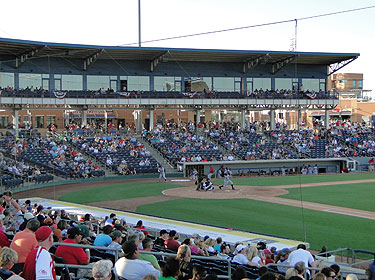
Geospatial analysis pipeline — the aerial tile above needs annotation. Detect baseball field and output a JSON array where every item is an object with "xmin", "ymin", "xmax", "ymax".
[{"xmin": 23, "ymin": 172, "xmax": 374, "ymax": 252}]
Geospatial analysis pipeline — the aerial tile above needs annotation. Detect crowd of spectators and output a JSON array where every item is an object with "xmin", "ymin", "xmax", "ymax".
[
  {"xmin": 0, "ymin": 136, "xmax": 104, "ymax": 179},
  {"xmin": 0, "ymin": 192, "xmax": 369, "ymax": 280},
  {"xmin": 143, "ymin": 122, "xmax": 225, "ymax": 166},
  {"xmin": 71, "ymin": 134, "xmax": 159, "ymax": 174}
]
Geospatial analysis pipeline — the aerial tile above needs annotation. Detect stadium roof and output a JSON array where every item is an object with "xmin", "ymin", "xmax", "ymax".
[{"xmin": 0, "ymin": 37, "xmax": 359, "ymax": 65}]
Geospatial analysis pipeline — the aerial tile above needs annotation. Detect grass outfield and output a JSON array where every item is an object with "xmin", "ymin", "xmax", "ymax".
[
  {"xmin": 212, "ymin": 173, "xmax": 375, "ymax": 186},
  {"xmin": 279, "ymin": 182, "xmax": 375, "ymax": 211},
  {"xmin": 59, "ymin": 182, "xmax": 186, "ymax": 203},
  {"xmin": 137, "ymin": 198, "xmax": 373, "ymax": 251}
]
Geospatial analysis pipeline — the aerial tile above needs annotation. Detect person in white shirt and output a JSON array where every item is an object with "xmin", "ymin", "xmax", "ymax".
[
  {"xmin": 288, "ymin": 244, "xmax": 316, "ymax": 277},
  {"xmin": 232, "ymin": 245, "xmax": 253, "ymax": 266},
  {"xmin": 114, "ymin": 241, "xmax": 160, "ymax": 280}
]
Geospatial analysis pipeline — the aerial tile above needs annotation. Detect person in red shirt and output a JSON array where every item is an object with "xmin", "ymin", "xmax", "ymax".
[
  {"xmin": 263, "ymin": 249, "xmax": 275, "ymax": 264},
  {"xmin": 164, "ymin": 230, "xmax": 180, "ymax": 252},
  {"xmin": 135, "ymin": 220, "xmax": 149, "ymax": 236},
  {"xmin": 55, "ymin": 227, "xmax": 90, "ymax": 265},
  {"xmin": 21, "ymin": 226, "xmax": 57, "ymax": 280}
]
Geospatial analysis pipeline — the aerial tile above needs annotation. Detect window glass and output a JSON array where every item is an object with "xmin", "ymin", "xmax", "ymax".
[
  {"xmin": 358, "ymin": 80, "xmax": 363, "ymax": 89},
  {"xmin": 62, "ymin": 75, "xmax": 83, "ymax": 90},
  {"xmin": 128, "ymin": 76, "xmax": 150, "ymax": 91},
  {"xmin": 0, "ymin": 72, "xmax": 14, "ymax": 88},
  {"xmin": 46, "ymin": 116, "xmax": 56, "ymax": 126},
  {"xmin": 154, "ymin": 77, "xmax": 180, "ymax": 91},
  {"xmin": 0, "ymin": 116, "xmax": 8, "ymax": 129},
  {"xmin": 23, "ymin": 115, "xmax": 32, "ymax": 125},
  {"xmin": 253, "ymin": 78, "xmax": 271, "ymax": 91},
  {"xmin": 35, "ymin": 116, "xmax": 44, "ymax": 128},
  {"xmin": 19, "ymin": 73, "xmax": 42, "ymax": 89},
  {"xmin": 275, "ymin": 78, "xmax": 293, "ymax": 90},
  {"xmin": 302, "ymin": 79, "xmax": 319, "ymax": 91},
  {"xmin": 213, "ymin": 77, "xmax": 235, "ymax": 92},
  {"xmin": 87, "ymin": 75, "xmax": 110, "ymax": 90},
  {"xmin": 352, "ymin": 80, "xmax": 357, "ymax": 88}
]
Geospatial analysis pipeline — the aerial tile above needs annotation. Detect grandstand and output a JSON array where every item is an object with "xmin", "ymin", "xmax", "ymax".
[{"xmin": 0, "ymin": 38, "xmax": 374, "ymax": 279}]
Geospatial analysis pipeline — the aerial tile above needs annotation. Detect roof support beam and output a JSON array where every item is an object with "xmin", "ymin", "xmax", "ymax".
[
  {"xmin": 271, "ymin": 55, "xmax": 296, "ymax": 74},
  {"xmin": 328, "ymin": 57, "xmax": 358, "ymax": 76},
  {"xmin": 83, "ymin": 49, "xmax": 104, "ymax": 71},
  {"xmin": 150, "ymin": 51, "xmax": 168, "ymax": 72},
  {"xmin": 242, "ymin": 54, "xmax": 270, "ymax": 74},
  {"xmin": 15, "ymin": 46, "xmax": 47, "ymax": 68}
]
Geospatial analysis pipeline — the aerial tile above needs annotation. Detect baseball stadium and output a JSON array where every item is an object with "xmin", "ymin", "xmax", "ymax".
[{"xmin": 0, "ymin": 28, "xmax": 374, "ymax": 279}]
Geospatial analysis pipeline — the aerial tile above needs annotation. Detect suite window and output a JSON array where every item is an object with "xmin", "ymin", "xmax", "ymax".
[
  {"xmin": 19, "ymin": 73, "xmax": 42, "ymax": 89},
  {"xmin": 0, "ymin": 72, "xmax": 14, "ymax": 88},
  {"xmin": 302, "ymin": 79, "xmax": 319, "ymax": 91},
  {"xmin": 128, "ymin": 76, "xmax": 150, "ymax": 91},
  {"xmin": 62, "ymin": 75, "xmax": 83, "ymax": 90},
  {"xmin": 253, "ymin": 78, "xmax": 271, "ymax": 91},
  {"xmin": 154, "ymin": 77, "xmax": 181, "ymax": 91},
  {"xmin": 275, "ymin": 78, "xmax": 292, "ymax": 90},
  {"xmin": 46, "ymin": 116, "xmax": 56, "ymax": 126},
  {"xmin": 0, "ymin": 116, "xmax": 8, "ymax": 129},
  {"xmin": 213, "ymin": 77, "xmax": 236, "ymax": 92},
  {"xmin": 87, "ymin": 75, "xmax": 110, "ymax": 90}
]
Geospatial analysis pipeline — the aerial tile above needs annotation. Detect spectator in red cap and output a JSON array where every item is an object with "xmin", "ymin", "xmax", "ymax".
[
  {"xmin": 264, "ymin": 249, "xmax": 275, "ymax": 264},
  {"xmin": 21, "ymin": 226, "xmax": 56, "ymax": 280}
]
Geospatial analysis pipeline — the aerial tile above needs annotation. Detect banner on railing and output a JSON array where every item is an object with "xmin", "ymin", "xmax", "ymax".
[
  {"xmin": 117, "ymin": 92, "xmax": 131, "ymax": 97},
  {"xmin": 53, "ymin": 90, "xmax": 67, "ymax": 99}
]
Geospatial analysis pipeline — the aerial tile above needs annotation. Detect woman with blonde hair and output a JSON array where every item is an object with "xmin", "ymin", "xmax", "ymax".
[
  {"xmin": 247, "ymin": 247, "xmax": 264, "ymax": 267},
  {"xmin": 0, "ymin": 247, "xmax": 18, "ymax": 279},
  {"xmin": 176, "ymin": 245, "xmax": 192, "ymax": 280},
  {"xmin": 192, "ymin": 238, "xmax": 208, "ymax": 256},
  {"xmin": 204, "ymin": 238, "xmax": 216, "ymax": 254}
]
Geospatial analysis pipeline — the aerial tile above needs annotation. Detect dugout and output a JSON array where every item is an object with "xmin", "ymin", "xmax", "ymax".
[{"xmin": 183, "ymin": 158, "xmax": 349, "ymax": 178}]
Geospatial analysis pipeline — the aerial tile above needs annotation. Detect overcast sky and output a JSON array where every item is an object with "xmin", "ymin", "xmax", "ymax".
[{"xmin": 1, "ymin": 0, "xmax": 374, "ymax": 91}]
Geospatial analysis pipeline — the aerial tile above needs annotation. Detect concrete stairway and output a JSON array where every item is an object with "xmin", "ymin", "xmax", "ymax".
[{"xmin": 137, "ymin": 136, "xmax": 176, "ymax": 174}]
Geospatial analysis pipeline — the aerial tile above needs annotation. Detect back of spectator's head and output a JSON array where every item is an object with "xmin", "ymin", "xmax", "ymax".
[
  {"xmin": 57, "ymin": 219, "xmax": 67, "ymax": 230},
  {"xmin": 122, "ymin": 240, "xmax": 138, "ymax": 259},
  {"xmin": 160, "ymin": 229, "xmax": 168, "ymax": 236},
  {"xmin": 313, "ymin": 273, "xmax": 327, "ymax": 280},
  {"xmin": 294, "ymin": 262, "xmax": 306, "ymax": 275},
  {"xmin": 78, "ymin": 224, "xmax": 90, "ymax": 238},
  {"xmin": 177, "ymin": 244, "xmax": 191, "ymax": 261},
  {"xmin": 136, "ymin": 220, "xmax": 143, "ymax": 227},
  {"xmin": 142, "ymin": 274, "xmax": 158, "ymax": 280},
  {"xmin": 0, "ymin": 247, "xmax": 18, "ymax": 268},
  {"xmin": 84, "ymin": 213, "xmax": 91, "ymax": 221},
  {"xmin": 260, "ymin": 272, "xmax": 276, "ymax": 280},
  {"xmin": 285, "ymin": 268, "xmax": 298, "ymax": 280},
  {"xmin": 232, "ymin": 266, "xmax": 247, "ymax": 280},
  {"xmin": 142, "ymin": 238, "xmax": 153, "ymax": 250},
  {"xmin": 297, "ymin": 244, "xmax": 306, "ymax": 250},
  {"xmin": 321, "ymin": 267, "xmax": 336, "ymax": 279},
  {"xmin": 193, "ymin": 265, "xmax": 207, "ymax": 280},
  {"xmin": 221, "ymin": 243, "xmax": 229, "ymax": 253},
  {"xmin": 330, "ymin": 264, "xmax": 340, "ymax": 276},
  {"xmin": 67, "ymin": 226, "xmax": 83, "ymax": 239},
  {"xmin": 169, "ymin": 230, "xmax": 177, "ymax": 238},
  {"xmin": 128, "ymin": 231, "xmax": 145, "ymax": 244},
  {"xmin": 26, "ymin": 219, "xmax": 40, "ymax": 232},
  {"xmin": 109, "ymin": 213, "xmax": 116, "ymax": 219},
  {"xmin": 205, "ymin": 274, "xmax": 218, "ymax": 280},
  {"xmin": 161, "ymin": 257, "xmax": 180, "ymax": 278},
  {"xmin": 92, "ymin": 259, "xmax": 113, "ymax": 280},
  {"xmin": 259, "ymin": 266, "xmax": 269, "ymax": 277},
  {"xmin": 216, "ymin": 237, "xmax": 222, "ymax": 244},
  {"xmin": 102, "ymin": 225, "xmax": 113, "ymax": 235},
  {"xmin": 346, "ymin": 275, "xmax": 358, "ymax": 280}
]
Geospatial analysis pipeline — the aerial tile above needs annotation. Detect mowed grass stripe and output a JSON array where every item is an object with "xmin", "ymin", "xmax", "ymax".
[
  {"xmin": 59, "ymin": 182, "xmax": 186, "ymax": 203},
  {"xmin": 279, "ymin": 182, "xmax": 375, "ymax": 212},
  {"xmin": 137, "ymin": 198, "xmax": 373, "ymax": 251},
  {"xmin": 212, "ymin": 173, "xmax": 375, "ymax": 186}
]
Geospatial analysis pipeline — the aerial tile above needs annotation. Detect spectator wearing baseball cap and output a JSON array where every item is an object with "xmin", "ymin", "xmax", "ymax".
[
  {"xmin": 10, "ymin": 219, "xmax": 40, "ymax": 274},
  {"xmin": 106, "ymin": 230, "xmax": 124, "ymax": 256},
  {"xmin": 18, "ymin": 212, "xmax": 34, "ymax": 231},
  {"xmin": 232, "ymin": 245, "xmax": 251, "ymax": 266},
  {"xmin": 21, "ymin": 226, "xmax": 56, "ymax": 280},
  {"xmin": 55, "ymin": 227, "xmax": 90, "ymax": 265},
  {"xmin": 114, "ymin": 241, "xmax": 160, "ymax": 280},
  {"xmin": 264, "ymin": 249, "xmax": 275, "ymax": 264},
  {"xmin": 93, "ymin": 225, "xmax": 113, "ymax": 247}
]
